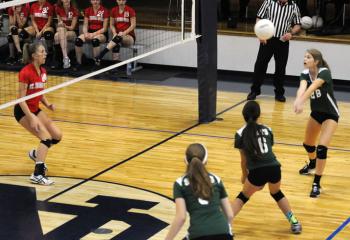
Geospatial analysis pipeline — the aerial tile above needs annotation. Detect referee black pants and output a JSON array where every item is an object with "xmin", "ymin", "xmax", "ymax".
[{"xmin": 250, "ymin": 37, "xmax": 289, "ymax": 97}]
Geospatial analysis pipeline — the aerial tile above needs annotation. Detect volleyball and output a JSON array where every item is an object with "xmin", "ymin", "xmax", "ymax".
[
  {"xmin": 301, "ymin": 16, "xmax": 313, "ymax": 29},
  {"xmin": 254, "ymin": 19, "xmax": 275, "ymax": 40},
  {"xmin": 312, "ymin": 15, "xmax": 324, "ymax": 28}
]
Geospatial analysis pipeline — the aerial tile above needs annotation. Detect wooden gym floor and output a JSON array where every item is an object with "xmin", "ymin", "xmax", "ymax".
[{"xmin": 0, "ymin": 74, "xmax": 349, "ymax": 239}]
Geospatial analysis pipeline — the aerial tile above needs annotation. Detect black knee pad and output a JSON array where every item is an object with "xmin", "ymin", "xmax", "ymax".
[
  {"xmin": 316, "ymin": 145, "xmax": 328, "ymax": 159},
  {"xmin": 51, "ymin": 139, "xmax": 61, "ymax": 145},
  {"xmin": 11, "ymin": 26, "xmax": 18, "ymax": 35},
  {"xmin": 44, "ymin": 31, "xmax": 54, "ymax": 40},
  {"xmin": 111, "ymin": 35, "xmax": 122, "ymax": 44},
  {"xmin": 91, "ymin": 38, "xmax": 100, "ymax": 47},
  {"xmin": 75, "ymin": 37, "xmax": 84, "ymax": 47},
  {"xmin": 303, "ymin": 143, "xmax": 316, "ymax": 153},
  {"xmin": 19, "ymin": 29, "xmax": 29, "ymax": 39},
  {"xmin": 236, "ymin": 192, "xmax": 249, "ymax": 204},
  {"xmin": 270, "ymin": 190, "xmax": 285, "ymax": 202},
  {"xmin": 7, "ymin": 35, "xmax": 14, "ymax": 43},
  {"xmin": 112, "ymin": 44, "xmax": 120, "ymax": 53},
  {"xmin": 40, "ymin": 139, "xmax": 52, "ymax": 148}
]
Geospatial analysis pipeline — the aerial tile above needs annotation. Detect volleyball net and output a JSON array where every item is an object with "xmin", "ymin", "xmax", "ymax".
[{"xmin": 0, "ymin": 0, "xmax": 198, "ymax": 110}]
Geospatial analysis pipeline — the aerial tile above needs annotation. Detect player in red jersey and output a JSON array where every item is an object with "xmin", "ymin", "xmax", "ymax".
[
  {"xmin": 20, "ymin": 0, "xmax": 55, "ymax": 54},
  {"xmin": 95, "ymin": 0, "xmax": 136, "ymax": 64},
  {"xmin": 14, "ymin": 42, "xmax": 62, "ymax": 185},
  {"xmin": 6, "ymin": 4, "xmax": 30, "ymax": 65},
  {"xmin": 53, "ymin": 0, "xmax": 79, "ymax": 69},
  {"xmin": 74, "ymin": 0, "xmax": 109, "ymax": 69}
]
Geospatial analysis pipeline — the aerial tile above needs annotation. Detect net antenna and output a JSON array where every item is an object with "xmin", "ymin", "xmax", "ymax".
[
  {"xmin": 0, "ymin": 0, "xmax": 200, "ymax": 110},
  {"xmin": 181, "ymin": 0, "xmax": 185, "ymax": 40}
]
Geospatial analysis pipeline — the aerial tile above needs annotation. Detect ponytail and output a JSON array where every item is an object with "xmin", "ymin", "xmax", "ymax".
[
  {"xmin": 186, "ymin": 157, "xmax": 212, "ymax": 200},
  {"xmin": 242, "ymin": 120, "xmax": 263, "ymax": 161},
  {"xmin": 22, "ymin": 43, "xmax": 31, "ymax": 64},
  {"xmin": 241, "ymin": 100, "xmax": 263, "ymax": 161}
]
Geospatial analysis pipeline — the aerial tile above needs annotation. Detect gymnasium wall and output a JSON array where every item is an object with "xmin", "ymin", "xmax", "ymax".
[{"xmin": 140, "ymin": 34, "xmax": 350, "ymax": 81}]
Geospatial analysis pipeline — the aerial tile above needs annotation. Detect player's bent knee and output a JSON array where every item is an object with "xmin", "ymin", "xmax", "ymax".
[
  {"xmin": 75, "ymin": 37, "xmax": 84, "ymax": 47},
  {"xmin": 112, "ymin": 35, "xmax": 122, "ymax": 44},
  {"xmin": 11, "ymin": 26, "xmax": 18, "ymax": 35},
  {"xmin": 236, "ymin": 191, "xmax": 249, "ymax": 203},
  {"xmin": 303, "ymin": 143, "xmax": 315, "ymax": 153},
  {"xmin": 40, "ymin": 139, "xmax": 52, "ymax": 148},
  {"xmin": 51, "ymin": 139, "xmax": 61, "ymax": 145},
  {"xmin": 270, "ymin": 190, "xmax": 285, "ymax": 202},
  {"xmin": 91, "ymin": 38, "xmax": 100, "ymax": 47},
  {"xmin": 44, "ymin": 31, "xmax": 54, "ymax": 40},
  {"xmin": 316, "ymin": 145, "xmax": 328, "ymax": 159},
  {"xmin": 19, "ymin": 29, "xmax": 29, "ymax": 39}
]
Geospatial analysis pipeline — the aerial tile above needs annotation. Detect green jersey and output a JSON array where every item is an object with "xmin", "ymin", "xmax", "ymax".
[
  {"xmin": 234, "ymin": 124, "xmax": 280, "ymax": 170},
  {"xmin": 173, "ymin": 173, "xmax": 232, "ymax": 239},
  {"xmin": 300, "ymin": 68, "xmax": 339, "ymax": 117}
]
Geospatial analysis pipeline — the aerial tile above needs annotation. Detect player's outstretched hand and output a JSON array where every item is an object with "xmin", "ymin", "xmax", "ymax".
[
  {"xmin": 293, "ymin": 99, "xmax": 303, "ymax": 114},
  {"xmin": 47, "ymin": 104, "xmax": 55, "ymax": 112}
]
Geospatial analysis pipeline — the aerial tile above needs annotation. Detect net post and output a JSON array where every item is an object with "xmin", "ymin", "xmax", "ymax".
[{"xmin": 196, "ymin": 0, "xmax": 218, "ymax": 123}]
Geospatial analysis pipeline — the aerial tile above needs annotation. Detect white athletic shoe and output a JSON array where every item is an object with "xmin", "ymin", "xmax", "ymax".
[
  {"xmin": 28, "ymin": 149, "xmax": 48, "ymax": 171},
  {"xmin": 63, "ymin": 57, "xmax": 71, "ymax": 69},
  {"xmin": 30, "ymin": 173, "xmax": 54, "ymax": 185},
  {"xmin": 291, "ymin": 222, "xmax": 302, "ymax": 234}
]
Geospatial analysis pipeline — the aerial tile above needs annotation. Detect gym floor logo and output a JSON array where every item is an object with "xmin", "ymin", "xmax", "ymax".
[{"xmin": 0, "ymin": 176, "xmax": 177, "ymax": 240}]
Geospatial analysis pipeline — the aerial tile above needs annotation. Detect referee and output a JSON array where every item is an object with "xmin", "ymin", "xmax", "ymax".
[{"xmin": 247, "ymin": 0, "xmax": 301, "ymax": 102}]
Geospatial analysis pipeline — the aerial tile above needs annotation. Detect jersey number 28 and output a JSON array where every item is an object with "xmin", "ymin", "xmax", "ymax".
[{"xmin": 311, "ymin": 89, "xmax": 322, "ymax": 99}]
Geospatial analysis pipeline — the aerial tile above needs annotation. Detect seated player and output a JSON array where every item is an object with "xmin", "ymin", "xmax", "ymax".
[
  {"xmin": 19, "ymin": 0, "xmax": 55, "ymax": 57},
  {"xmin": 95, "ymin": 0, "xmax": 136, "ymax": 65},
  {"xmin": 52, "ymin": 0, "xmax": 79, "ymax": 69},
  {"xmin": 74, "ymin": 0, "xmax": 109, "ymax": 70},
  {"xmin": 6, "ymin": 3, "xmax": 30, "ymax": 65}
]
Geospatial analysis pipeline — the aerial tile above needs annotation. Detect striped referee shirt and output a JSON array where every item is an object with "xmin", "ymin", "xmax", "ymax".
[{"xmin": 257, "ymin": 0, "xmax": 301, "ymax": 37}]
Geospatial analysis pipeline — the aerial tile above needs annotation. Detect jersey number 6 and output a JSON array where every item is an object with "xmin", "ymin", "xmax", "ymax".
[{"xmin": 258, "ymin": 136, "xmax": 268, "ymax": 154}]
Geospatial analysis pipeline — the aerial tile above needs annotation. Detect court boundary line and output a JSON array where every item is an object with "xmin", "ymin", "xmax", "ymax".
[
  {"xmin": 43, "ymin": 99, "xmax": 246, "ymax": 202},
  {"xmin": 0, "ymin": 175, "xmax": 173, "ymax": 201},
  {"xmin": 1, "ymin": 113, "xmax": 350, "ymax": 152},
  {"xmin": 1, "ymin": 112, "xmax": 350, "ymax": 152},
  {"xmin": 43, "ymin": 123, "xmax": 200, "ymax": 202},
  {"xmin": 326, "ymin": 217, "xmax": 350, "ymax": 240}
]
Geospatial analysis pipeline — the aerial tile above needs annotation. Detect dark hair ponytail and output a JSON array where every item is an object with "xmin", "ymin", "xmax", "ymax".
[
  {"xmin": 242, "ymin": 101, "xmax": 263, "ymax": 161},
  {"xmin": 185, "ymin": 143, "xmax": 212, "ymax": 200},
  {"xmin": 22, "ymin": 42, "xmax": 43, "ymax": 64}
]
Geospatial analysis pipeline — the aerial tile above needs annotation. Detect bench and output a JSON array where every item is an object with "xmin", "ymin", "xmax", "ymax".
[
  {"xmin": 81, "ymin": 42, "xmax": 144, "ymax": 76},
  {"xmin": 0, "ymin": 15, "xmax": 144, "ymax": 76}
]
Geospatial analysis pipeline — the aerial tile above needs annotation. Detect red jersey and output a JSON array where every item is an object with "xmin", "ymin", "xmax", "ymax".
[
  {"xmin": 30, "ymin": 2, "xmax": 54, "ymax": 30},
  {"xmin": 19, "ymin": 64, "xmax": 47, "ymax": 112},
  {"xmin": 84, "ymin": 6, "xmax": 109, "ymax": 31},
  {"xmin": 8, "ymin": 4, "xmax": 30, "ymax": 19},
  {"xmin": 110, "ymin": 5, "xmax": 136, "ymax": 38},
  {"xmin": 55, "ymin": 5, "xmax": 79, "ymax": 28}
]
